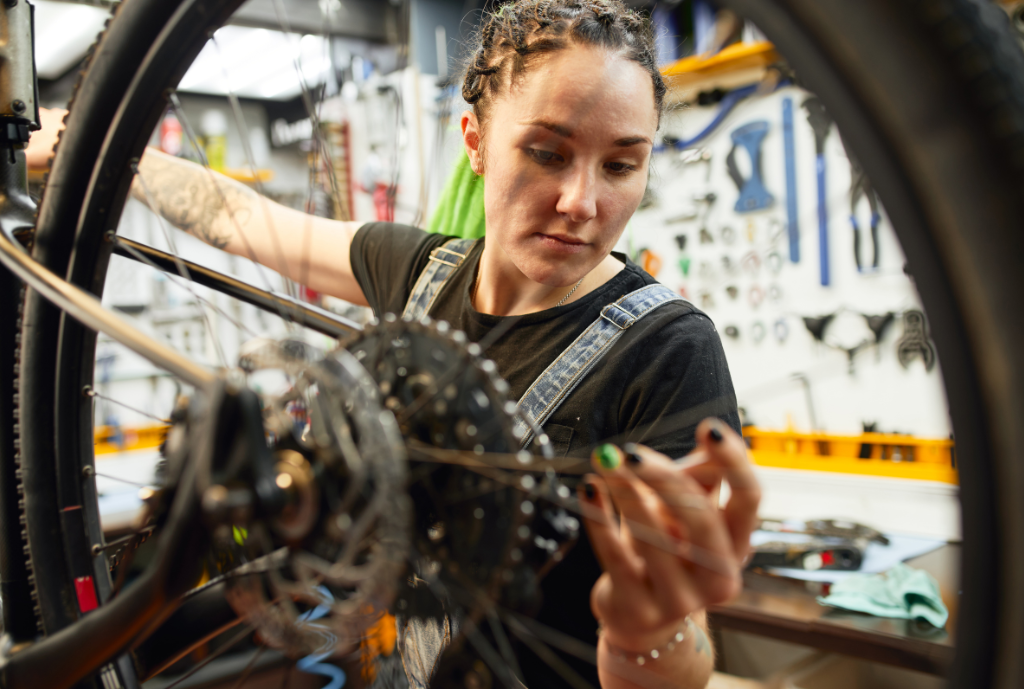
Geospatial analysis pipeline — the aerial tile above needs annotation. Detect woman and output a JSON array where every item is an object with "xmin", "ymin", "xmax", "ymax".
[{"xmin": 31, "ymin": 2, "xmax": 760, "ymax": 687}]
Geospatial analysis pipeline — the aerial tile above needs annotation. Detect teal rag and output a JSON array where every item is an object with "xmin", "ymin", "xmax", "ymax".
[
  {"xmin": 817, "ymin": 562, "xmax": 949, "ymax": 627},
  {"xmin": 426, "ymin": 151, "xmax": 486, "ymax": 239}
]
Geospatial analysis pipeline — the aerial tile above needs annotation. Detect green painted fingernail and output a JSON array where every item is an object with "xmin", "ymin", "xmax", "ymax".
[{"xmin": 595, "ymin": 443, "xmax": 621, "ymax": 470}]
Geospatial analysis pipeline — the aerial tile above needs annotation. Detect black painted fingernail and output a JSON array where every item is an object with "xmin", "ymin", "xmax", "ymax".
[
  {"xmin": 623, "ymin": 443, "xmax": 643, "ymax": 466},
  {"xmin": 583, "ymin": 482, "xmax": 597, "ymax": 500},
  {"xmin": 709, "ymin": 427, "xmax": 723, "ymax": 442}
]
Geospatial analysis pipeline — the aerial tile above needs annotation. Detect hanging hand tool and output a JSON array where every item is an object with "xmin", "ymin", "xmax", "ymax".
[
  {"xmin": 802, "ymin": 313, "xmax": 835, "ymax": 343},
  {"xmin": 727, "ymin": 121, "xmax": 774, "ymax": 213},
  {"xmin": 638, "ymin": 248, "xmax": 663, "ymax": 277},
  {"xmin": 803, "ymin": 96, "xmax": 833, "ymax": 286},
  {"xmin": 849, "ymin": 158, "xmax": 882, "ymax": 272},
  {"xmin": 896, "ymin": 310, "xmax": 937, "ymax": 371},
  {"xmin": 774, "ymin": 317, "xmax": 790, "ymax": 343},
  {"xmin": 694, "ymin": 192, "xmax": 717, "ymax": 244},
  {"xmin": 863, "ymin": 312, "xmax": 895, "ymax": 344},
  {"xmin": 782, "ymin": 97, "xmax": 800, "ymax": 263},
  {"xmin": 680, "ymin": 147, "xmax": 713, "ymax": 182}
]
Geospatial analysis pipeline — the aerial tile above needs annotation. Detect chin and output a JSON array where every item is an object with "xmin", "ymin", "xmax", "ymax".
[{"xmin": 517, "ymin": 255, "xmax": 591, "ymax": 287}]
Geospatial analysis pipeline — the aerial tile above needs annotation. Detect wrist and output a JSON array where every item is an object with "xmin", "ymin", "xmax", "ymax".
[{"xmin": 599, "ymin": 616, "xmax": 693, "ymax": 666}]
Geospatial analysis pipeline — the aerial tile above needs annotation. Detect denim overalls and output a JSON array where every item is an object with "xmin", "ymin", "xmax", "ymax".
[{"xmin": 388, "ymin": 236, "xmax": 685, "ymax": 688}]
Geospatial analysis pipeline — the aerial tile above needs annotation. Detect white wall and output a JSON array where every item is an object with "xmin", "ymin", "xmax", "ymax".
[{"xmin": 622, "ymin": 85, "xmax": 952, "ymax": 439}]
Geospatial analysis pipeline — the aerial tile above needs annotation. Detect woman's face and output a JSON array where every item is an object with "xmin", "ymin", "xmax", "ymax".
[{"xmin": 463, "ymin": 45, "xmax": 658, "ymax": 286}]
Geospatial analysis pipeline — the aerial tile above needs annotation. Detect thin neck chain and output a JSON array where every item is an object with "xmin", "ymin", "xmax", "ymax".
[
  {"xmin": 554, "ymin": 277, "xmax": 584, "ymax": 307},
  {"xmin": 472, "ymin": 271, "xmax": 585, "ymax": 310}
]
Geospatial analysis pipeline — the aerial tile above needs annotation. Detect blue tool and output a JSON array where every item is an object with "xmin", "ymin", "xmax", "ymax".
[
  {"xmin": 850, "ymin": 161, "xmax": 881, "ymax": 272},
  {"xmin": 803, "ymin": 97, "xmax": 833, "ymax": 286},
  {"xmin": 782, "ymin": 97, "xmax": 800, "ymax": 263},
  {"xmin": 727, "ymin": 121, "xmax": 774, "ymax": 213}
]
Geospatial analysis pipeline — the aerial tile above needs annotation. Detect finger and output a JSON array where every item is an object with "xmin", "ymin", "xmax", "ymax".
[
  {"xmin": 696, "ymin": 419, "xmax": 762, "ymax": 561},
  {"xmin": 592, "ymin": 444, "xmax": 689, "ymax": 606},
  {"xmin": 625, "ymin": 444, "xmax": 738, "ymax": 598},
  {"xmin": 577, "ymin": 476, "xmax": 642, "ymax": 583}
]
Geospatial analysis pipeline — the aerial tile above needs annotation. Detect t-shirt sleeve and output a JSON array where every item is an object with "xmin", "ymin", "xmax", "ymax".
[
  {"xmin": 349, "ymin": 222, "xmax": 452, "ymax": 317},
  {"xmin": 618, "ymin": 310, "xmax": 741, "ymax": 459}
]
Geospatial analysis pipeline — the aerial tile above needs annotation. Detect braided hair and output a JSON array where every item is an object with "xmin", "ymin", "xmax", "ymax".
[{"xmin": 462, "ymin": 0, "xmax": 667, "ymax": 129}]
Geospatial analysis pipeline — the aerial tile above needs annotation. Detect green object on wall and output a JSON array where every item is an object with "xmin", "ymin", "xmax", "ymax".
[{"xmin": 426, "ymin": 151, "xmax": 486, "ymax": 239}]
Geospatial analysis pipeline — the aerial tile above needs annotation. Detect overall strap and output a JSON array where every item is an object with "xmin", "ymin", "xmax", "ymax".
[
  {"xmin": 402, "ymin": 237, "xmax": 476, "ymax": 321},
  {"xmin": 513, "ymin": 284, "xmax": 687, "ymax": 448}
]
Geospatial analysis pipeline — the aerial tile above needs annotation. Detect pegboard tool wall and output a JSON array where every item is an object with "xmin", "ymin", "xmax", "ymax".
[{"xmin": 618, "ymin": 85, "xmax": 951, "ymax": 438}]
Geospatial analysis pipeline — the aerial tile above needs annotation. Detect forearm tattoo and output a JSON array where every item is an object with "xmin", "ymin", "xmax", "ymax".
[{"xmin": 135, "ymin": 155, "xmax": 256, "ymax": 250}]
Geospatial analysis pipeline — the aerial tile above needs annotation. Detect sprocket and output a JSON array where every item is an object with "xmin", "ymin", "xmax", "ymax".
[{"xmin": 344, "ymin": 315, "xmax": 580, "ymax": 683}]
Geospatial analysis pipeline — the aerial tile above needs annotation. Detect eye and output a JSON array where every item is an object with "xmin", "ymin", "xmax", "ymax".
[
  {"xmin": 527, "ymin": 149, "xmax": 563, "ymax": 165},
  {"xmin": 606, "ymin": 161, "xmax": 638, "ymax": 176}
]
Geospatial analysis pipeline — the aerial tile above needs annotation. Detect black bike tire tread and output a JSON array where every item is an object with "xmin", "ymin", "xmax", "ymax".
[
  {"xmin": 16, "ymin": 0, "xmax": 245, "ymax": 681},
  {"xmin": 16, "ymin": 0, "xmax": 122, "ymax": 638}
]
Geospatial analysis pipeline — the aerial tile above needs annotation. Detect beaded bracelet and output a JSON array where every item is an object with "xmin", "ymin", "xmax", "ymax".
[{"xmin": 598, "ymin": 616, "xmax": 693, "ymax": 666}]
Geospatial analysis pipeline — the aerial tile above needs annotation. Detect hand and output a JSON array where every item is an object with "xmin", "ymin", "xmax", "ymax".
[
  {"xmin": 25, "ymin": 107, "xmax": 67, "ymax": 170},
  {"xmin": 578, "ymin": 419, "xmax": 761, "ymax": 654}
]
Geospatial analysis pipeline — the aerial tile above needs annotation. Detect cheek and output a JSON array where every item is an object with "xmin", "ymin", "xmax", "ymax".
[
  {"xmin": 485, "ymin": 163, "xmax": 560, "ymax": 223},
  {"xmin": 600, "ymin": 179, "xmax": 647, "ymax": 229}
]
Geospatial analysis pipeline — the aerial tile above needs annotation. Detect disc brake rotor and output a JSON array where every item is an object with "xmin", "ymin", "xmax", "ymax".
[{"xmin": 220, "ymin": 339, "xmax": 410, "ymax": 657}]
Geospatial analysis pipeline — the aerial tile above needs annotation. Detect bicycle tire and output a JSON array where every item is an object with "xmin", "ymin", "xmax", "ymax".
[
  {"xmin": 715, "ymin": 3, "xmax": 1024, "ymax": 687},
  {"xmin": 10, "ymin": 0, "xmax": 246, "ymax": 686},
  {"xmin": 4, "ymin": 1, "xmax": 1022, "ymax": 688}
]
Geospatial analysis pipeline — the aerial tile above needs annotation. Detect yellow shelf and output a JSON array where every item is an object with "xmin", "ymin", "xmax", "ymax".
[
  {"xmin": 95, "ymin": 424, "xmax": 167, "ymax": 456},
  {"xmin": 222, "ymin": 168, "xmax": 274, "ymax": 183},
  {"xmin": 744, "ymin": 426, "xmax": 958, "ymax": 484},
  {"xmin": 662, "ymin": 41, "xmax": 781, "ymax": 96}
]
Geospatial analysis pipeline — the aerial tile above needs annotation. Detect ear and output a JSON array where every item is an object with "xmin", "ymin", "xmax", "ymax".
[{"xmin": 461, "ymin": 110, "xmax": 484, "ymax": 175}]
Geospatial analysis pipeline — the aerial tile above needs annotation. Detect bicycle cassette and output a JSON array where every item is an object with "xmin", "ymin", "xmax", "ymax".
[{"xmin": 344, "ymin": 316, "xmax": 580, "ymax": 679}]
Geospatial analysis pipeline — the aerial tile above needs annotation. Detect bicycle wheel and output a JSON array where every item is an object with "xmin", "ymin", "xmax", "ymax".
[
  {"xmin": 3, "ymin": 1, "xmax": 1023, "ymax": 689},
  {"xmin": 10, "ymin": 0, "xmax": 248, "ymax": 686}
]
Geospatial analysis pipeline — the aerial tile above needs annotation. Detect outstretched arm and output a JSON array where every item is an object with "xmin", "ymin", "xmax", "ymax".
[{"xmin": 131, "ymin": 149, "xmax": 368, "ymax": 305}]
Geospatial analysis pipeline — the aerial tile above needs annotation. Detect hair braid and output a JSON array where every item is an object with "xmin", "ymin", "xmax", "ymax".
[{"xmin": 461, "ymin": 0, "xmax": 667, "ymax": 129}]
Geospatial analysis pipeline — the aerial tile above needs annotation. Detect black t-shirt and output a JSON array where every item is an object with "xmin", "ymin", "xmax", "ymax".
[{"xmin": 350, "ymin": 222, "xmax": 740, "ymax": 686}]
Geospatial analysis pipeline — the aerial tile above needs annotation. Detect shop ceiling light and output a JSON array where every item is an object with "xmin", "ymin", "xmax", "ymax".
[
  {"xmin": 33, "ymin": 0, "xmax": 112, "ymax": 80},
  {"xmin": 178, "ymin": 25, "xmax": 331, "ymax": 101}
]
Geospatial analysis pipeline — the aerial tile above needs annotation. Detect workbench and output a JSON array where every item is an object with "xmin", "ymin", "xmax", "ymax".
[{"xmin": 708, "ymin": 544, "xmax": 958, "ymax": 676}]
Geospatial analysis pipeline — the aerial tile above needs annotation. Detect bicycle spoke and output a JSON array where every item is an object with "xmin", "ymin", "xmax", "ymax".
[
  {"xmin": 116, "ymin": 182, "xmax": 261, "ymax": 343},
  {"xmin": 268, "ymin": 0, "xmax": 349, "ymax": 223},
  {"xmin": 210, "ymin": 34, "xmax": 299, "ymax": 305},
  {"xmin": 132, "ymin": 166, "xmax": 229, "ymax": 367},
  {"xmin": 230, "ymin": 644, "xmax": 266, "ymax": 689},
  {"xmin": 167, "ymin": 92, "xmax": 296, "ymax": 327},
  {"xmin": 407, "ymin": 444, "xmax": 737, "ymax": 579},
  {"xmin": 84, "ymin": 385, "xmax": 171, "ymax": 425},
  {"xmin": 94, "ymin": 473, "xmax": 150, "ymax": 489},
  {"xmin": 161, "ymin": 624, "xmax": 256, "ymax": 689}
]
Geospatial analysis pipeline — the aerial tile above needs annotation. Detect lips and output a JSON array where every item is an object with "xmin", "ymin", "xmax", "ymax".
[
  {"xmin": 540, "ymin": 233, "xmax": 585, "ymax": 245},
  {"xmin": 534, "ymin": 233, "xmax": 589, "ymax": 255}
]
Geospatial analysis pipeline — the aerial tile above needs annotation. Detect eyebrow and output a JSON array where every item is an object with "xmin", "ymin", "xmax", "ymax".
[{"xmin": 522, "ymin": 119, "xmax": 651, "ymax": 147}]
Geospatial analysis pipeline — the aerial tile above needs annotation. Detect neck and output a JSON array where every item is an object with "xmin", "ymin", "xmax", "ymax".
[{"xmin": 472, "ymin": 243, "xmax": 625, "ymax": 316}]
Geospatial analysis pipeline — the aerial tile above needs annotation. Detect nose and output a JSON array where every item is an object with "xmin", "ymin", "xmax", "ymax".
[{"xmin": 555, "ymin": 165, "xmax": 598, "ymax": 223}]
